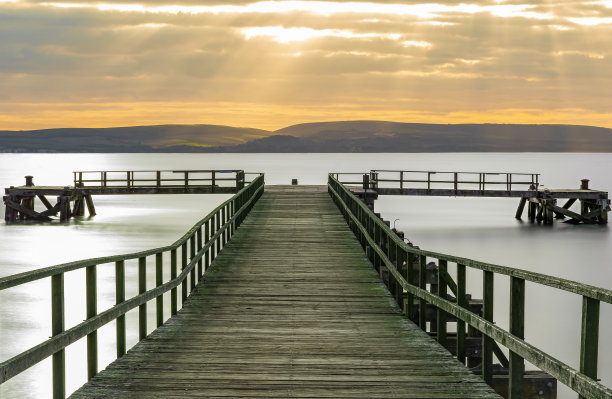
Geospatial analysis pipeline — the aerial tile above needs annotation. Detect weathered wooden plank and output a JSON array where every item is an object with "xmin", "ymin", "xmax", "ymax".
[{"xmin": 71, "ymin": 186, "xmax": 500, "ymax": 399}]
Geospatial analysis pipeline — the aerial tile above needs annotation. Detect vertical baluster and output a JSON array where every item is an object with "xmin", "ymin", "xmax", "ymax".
[
  {"xmin": 216, "ymin": 210, "xmax": 221, "ymax": 252},
  {"xmin": 204, "ymin": 220, "xmax": 210, "ymax": 272},
  {"xmin": 156, "ymin": 253, "xmax": 163, "ymax": 327},
  {"xmin": 222, "ymin": 206, "xmax": 227, "ymax": 246},
  {"xmin": 190, "ymin": 234, "xmax": 196, "ymax": 292},
  {"xmin": 138, "ymin": 257, "xmax": 147, "ymax": 340},
  {"xmin": 579, "ymin": 296, "xmax": 600, "ymax": 399},
  {"xmin": 181, "ymin": 242, "xmax": 188, "ymax": 302},
  {"xmin": 170, "ymin": 249, "xmax": 177, "ymax": 315},
  {"xmin": 406, "ymin": 251, "xmax": 417, "ymax": 322},
  {"xmin": 115, "ymin": 260, "xmax": 126, "ymax": 357},
  {"xmin": 395, "ymin": 245, "xmax": 404, "ymax": 310},
  {"xmin": 418, "ymin": 255, "xmax": 427, "ymax": 330},
  {"xmin": 437, "ymin": 260, "xmax": 447, "ymax": 347},
  {"xmin": 509, "ymin": 276, "xmax": 525, "ymax": 398},
  {"xmin": 86, "ymin": 265, "xmax": 97, "ymax": 380},
  {"xmin": 482, "ymin": 270, "xmax": 494, "ymax": 385},
  {"xmin": 197, "ymin": 226, "xmax": 203, "ymax": 279},
  {"xmin": 51, "ymin": 273, "xmax": 65, "ymax": 399},
  {"xmin": 456, "ymin": 263, "xmax": 467, "ymax": 364},
  {"xmin": 211, "ymin": 215, "xmax": 217, "ymax": 263}
]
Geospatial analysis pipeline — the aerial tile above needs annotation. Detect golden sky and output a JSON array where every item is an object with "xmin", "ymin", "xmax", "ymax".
[{"xmin": 1, "ymin": 0, "xmax": 611, "ymax": 130}]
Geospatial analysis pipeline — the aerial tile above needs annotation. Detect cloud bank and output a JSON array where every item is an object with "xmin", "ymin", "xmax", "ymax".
[{"xmin": 1, "ymin": 0, "xmax": 611, "ymax": 129}]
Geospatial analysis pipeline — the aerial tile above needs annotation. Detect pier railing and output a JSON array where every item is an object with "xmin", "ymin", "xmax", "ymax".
[
  {"xmin": 0, "ymin": 174, "xmax": 265, "ymax": 399},
  {"xmin": 328, "ymin": 174, "xmax": 611, "ymax": 399},
  {"xmin": 73, "ymin": 169, "xmax": 252, "ymax": 191},
  {"xmin": 332, "ymin": 170, "xmax": 540, "ymax": 192}
]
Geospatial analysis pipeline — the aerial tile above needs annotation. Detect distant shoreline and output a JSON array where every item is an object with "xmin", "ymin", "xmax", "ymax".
[{"xmin": 2, "ymin": 121, "xmax": 612, "ymax": 152}]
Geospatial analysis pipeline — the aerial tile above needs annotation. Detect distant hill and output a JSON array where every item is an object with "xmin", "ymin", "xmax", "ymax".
[
  {"xmin": 1, "ymin": 121, "xmax": 612, "ymax": 152},
  {"xmin": 0, "ymin": 125, "xmax": 268, "ymax": 153}
]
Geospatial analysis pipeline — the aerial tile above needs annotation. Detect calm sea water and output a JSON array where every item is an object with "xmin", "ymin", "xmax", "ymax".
[{"xmin": 0, "ymin": 153, "xmax": 610, "ymax": 399}]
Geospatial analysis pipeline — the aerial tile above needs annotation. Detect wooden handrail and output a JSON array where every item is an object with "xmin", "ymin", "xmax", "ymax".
[
  {"xmin": 328, "ymin": 174, "xmax": 611, "ymax": 399},
  {"xmin": 73, "ymin": 170, "xmax": 247, "ymax": 189},
  {"xmin": 334, "ymin": 170, "xmax": 541, "ymax": 192},
  {"xmin": 0, "ymin": 175, "xmax": 265, "ymax": 397}
]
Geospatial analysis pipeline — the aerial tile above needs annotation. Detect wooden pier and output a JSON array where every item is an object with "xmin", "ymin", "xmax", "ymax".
[
  {"xmin": 1, "ymin": 174, "xmax": 611, "ymax": 399},
  {"xmin": 335, "ymin": 170, "xmax": 610, "ymax": 225},
  {"xmin": 3, "ymin": 170, "xmax": 253, "ymax": 223},
  {"xmin": 70, "ymin": 185, "xmax": 499, "ymax": 398}
]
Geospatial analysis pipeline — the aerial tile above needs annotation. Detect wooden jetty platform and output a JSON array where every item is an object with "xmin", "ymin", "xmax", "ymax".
[
  {"xmin": 70, "ymin": 185, "xmax": 499, "ymax": 398},
  {"xmin": 335, "ymin": 170, "xmax": 610, "ymax": 225},
  {"xmin": 3, "ymin": 170, "xmax": 254, "ymax": 223},
  {"xmin": 1, "ymin": 174, "xmax": 611, "ymax": 399}
]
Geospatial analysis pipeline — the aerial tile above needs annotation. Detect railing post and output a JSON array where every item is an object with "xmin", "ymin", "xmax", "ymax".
[
  {"xmin": 181, "ymin": 242, "xmax": 188, "ymax": 302},
  {"xmin": 418, "ymin": 255, "xmax": 427, "ymax": 331},
  {"xmin": 437, "ymin": 260, "xmax": 447, "ymax": 347},
  {"xmin": 197, "ymin": 227, "xmax": 203, "ymax": 279},
  {"xmin": 211, "ymin": 171, "xmax": 216, "ymax": 193},
  {"xmin": 395, "ymin": 247, "xmax": 405, "ymax": 311},
  {"xmin": 579, "ymin": 296, "xmax": 600, "ymax": 399},
  {"xmin": 509, "ymin": 276, "xmax": 525, "ymax": 398},
  {"xmin": 406, "ymin": 252, "xmax": 417, "ymax": 322},
  {"xmin": 156, "ymin": 253, "xmax": 163, "ymax": 327},
  {"xmin": 216, "ymin": 210, "xmax": 221, "ymax": 252},
  {"xmin": 190, "ymin": 235, "xmax": 196, "ymax": 292},
  {"xmin": 51, "ymin": 273, "xmax": 65, "ymax": 399},
  {"xmin": 156, "ymin": 171, "xmax": 161, "ymax": 188},
  {"xmin": 482, "ymin": 270, "xmax": 494, "ymax": 385},
  {"xmin": 222, "ymin": 206, "xmax": 227, "ymax": 246},
  {"xmin": 456, "ymin": 263, "xmax": 467, "ymax": 364},
  {"xmin": 211, "ymin": 215, "xmax": 217, "ymax": 263},
  {"xmin": 204, "ymin": 221, "xmax": 210, "ymax": 272},
  {"xmin": 115, "ymin": 260, "xmax": 126, "ymax": 357},
  {"xmin": 170, "ymin": 249, "xmax": 177, "ymax": 315},
  {"xmin": 86, "ymin": 265, "xmax": 97, "ymax": 380},
  {"xmin": 138, "ymin": 256, "xmax": 147, "ymax": 340}
]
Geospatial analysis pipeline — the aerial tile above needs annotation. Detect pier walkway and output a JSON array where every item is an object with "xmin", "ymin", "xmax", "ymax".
[
  {"xmin": 2, "ymin": 174, "xmax": 611, "ymax": 399},
  {"xmin": 71, "ymin": 185, "xmax": 498, "ymax": 398}
]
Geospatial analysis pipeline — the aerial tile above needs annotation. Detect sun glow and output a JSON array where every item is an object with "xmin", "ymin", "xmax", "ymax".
[{"xmin": 242, "ymin": 26, "xmax": 402, "ymax": 43}]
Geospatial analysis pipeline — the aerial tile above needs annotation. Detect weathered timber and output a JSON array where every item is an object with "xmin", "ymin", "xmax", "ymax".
[
  {"xmin": 70, "ymin": 186, "xmax": 500, "ymax": 399},
  {"xmin": 329, "ymin": 175, "xmax": 612, "ymax": 398}
]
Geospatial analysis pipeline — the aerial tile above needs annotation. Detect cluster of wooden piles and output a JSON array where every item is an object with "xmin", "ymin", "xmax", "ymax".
[{"xmin": 3, "ymin": 176, "xmax": 95, "ymax": 223}]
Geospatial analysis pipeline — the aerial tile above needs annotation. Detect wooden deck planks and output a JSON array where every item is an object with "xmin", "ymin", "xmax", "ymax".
[{"xmin": 71, "ymin": 185, "xmax": 500, "ymax": 398}]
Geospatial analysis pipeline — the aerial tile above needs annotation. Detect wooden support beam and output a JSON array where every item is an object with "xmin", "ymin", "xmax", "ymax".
[
  {"xmin": 528, "ymin": 201, "xmax": 536, "ymax": 221},
  {"xmin": 548, "ymin": 203, "xmax": 597, "ymax": 224},
  {"xmin": 515, "ymin": 198, "xmax": 527, "ymax": 219},
  {"xmin": 84, "ymin": 193, "xmax": 96, "ymax": 216},
  {"xmin": 4, "ymin": 198, "xmax": 52, "ymax": 221},
  {"xmin": 37, "ymin": 194, "xmax": 53, "ymax": 210},
  {"xmin": 59, "ymin": 196, "xmax": 70, "ymax": 223}
]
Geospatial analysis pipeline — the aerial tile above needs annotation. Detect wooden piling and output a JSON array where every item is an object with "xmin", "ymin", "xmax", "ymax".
[
  {"xmin": 84, "ymin": 193, "xmax": 96, "ymax": 216},
  {"xmin": 515, "ymin": 198, "xmax": 527, "ymax": 219}
]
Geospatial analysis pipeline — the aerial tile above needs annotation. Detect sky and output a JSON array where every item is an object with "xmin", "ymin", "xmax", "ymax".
[{"xmin": 1, "ymin": 0, "xmax": 611, "ymax": 131}]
